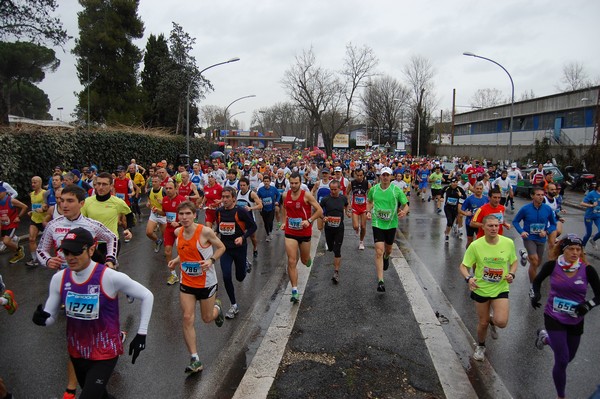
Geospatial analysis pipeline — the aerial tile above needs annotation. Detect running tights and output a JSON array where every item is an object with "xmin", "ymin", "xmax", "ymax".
[
  {"xmin": 547, "ymin": 329, "xmax": 581, "ymax": 398},
  {"xmin": 220, "ymin": 246, "xmax": 248, "ymax": 305},
  {"xmin": 261, "ymin": 210, "xmax": 275, "ymax": 235},
  {"xmin": 583, "ymin": 217, "xmax": 600, "ymax": 246},
  {"xmin": 71, "ymin": 356, "xmax": 118, "ymax": 399}
]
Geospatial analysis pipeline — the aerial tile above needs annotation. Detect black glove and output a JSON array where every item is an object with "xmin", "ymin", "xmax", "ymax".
[
  {"xmin": 32, "ymin": 304, "xmax": 50, "ymax": 326},
  {"xmin": 530, "ymin": 292, "xmax": 542, "ymax": 309},
  {"xmin": 129, "ymin": 334, "xmax": 146, "ymax": 364},
  {"xmin": 574, "ymin": 301, "xmax": 593, "ymax": 317}
]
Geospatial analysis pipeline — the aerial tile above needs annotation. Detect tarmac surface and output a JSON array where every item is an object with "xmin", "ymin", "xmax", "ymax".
[{"xmin": 1, "ymin": 188, "xmax": 599, "ymax": 398}]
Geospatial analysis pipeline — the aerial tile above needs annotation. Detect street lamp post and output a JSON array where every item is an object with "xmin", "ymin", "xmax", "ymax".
[
  {"xmin": 186, "ymin": 57, "xmax": 240, "ymax": 157},
  {"xmin": 416, "ymin": 110, "xmax": 421, "ymax": 157},
  {"xmin": 463, "ymin": 52, "xmax": 514, "ymax": 157},
  {"xmin": 224, "ymin": 95, "xmax": 256, "ymax": 131}
]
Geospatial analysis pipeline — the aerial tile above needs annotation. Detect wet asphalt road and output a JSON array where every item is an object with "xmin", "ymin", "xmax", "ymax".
[
  {"xmin": 0, "ymin": 211, "xmax": 290, "ymax": 399},
  {"xmin": 399, "ymin": 190, "xmax": 600, "ymax": 399}
]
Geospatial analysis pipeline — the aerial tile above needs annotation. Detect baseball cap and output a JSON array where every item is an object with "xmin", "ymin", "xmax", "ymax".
[
  {"xmin": 511, "ymin": 162, "xmax": 517, "ymax": 168},
  {"xmin": 194, "ymin": 159, "xmax": 200, "ymax": 163},
  {"xmin": 321, "ymin": 168, "xmax": 330, "ymax": 174},
  {"xmin": 71, "ymin": 169, "xmax": 81, "ymax": 178},
  {"xmin": 0, "ymin": 185, "xmax": 7, "ymax": 193},
  {"xmin": 244, "ymin": 160, "xmax": 251, "ymax": 166},
  {"xmin": 334, "ymin": 166, "xmax": 342, "ymax": 172},
  {"xmin": 58, "ymin": 227, "xmax": 95, "ymax": 254},
  {"xmin": 450, "ymin": 177, "xmax": 458, "ymax": 183},
  {"xmin": 461, "ymin": 174, "xmax": 469, "ymax": 181},
  {"xmin": 381, "ymin": 167, "xmax": 393, "ymax": 175},
  {"xmin": 116, "ymin": 165, "xmax": 126, "ymax": 172}
]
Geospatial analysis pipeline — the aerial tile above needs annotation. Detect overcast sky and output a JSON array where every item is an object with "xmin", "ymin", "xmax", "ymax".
[{"xmin": 38, "ymin": 0, "xmax": 600, "ymax": 129}]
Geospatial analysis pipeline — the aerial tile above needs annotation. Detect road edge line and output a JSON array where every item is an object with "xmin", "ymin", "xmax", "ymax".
[
  {"xmin": 392, "ymin": 248, "xmax": 478, "ymax": 399},
  {"xmin": 233, "ymin": 227, "xmax": 321, "ymax": 399}
]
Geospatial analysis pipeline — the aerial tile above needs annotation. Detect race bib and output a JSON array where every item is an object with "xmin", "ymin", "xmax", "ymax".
[
  {"xmin": 277, "ymin": 188, "xmax": 285, "ymax": 195},
  {"xmin": 165, "ymin": 212, "xmax": 176, "ymax": 223},
  {"xmin": 482, "ymin": 267, "xmax": 503, "ymax": 283},
  {"xmin": 262, "ymin": 197, "xmax": 273, "ymax": 206},
  {"xmin": 593, "ymin": 205, "xmax": 600, "ymax": 214},
  {"xmin": 32, "ymin": 203, "xmax": 42, "ymax": 211},
  {"xmin": 552, "ymin": 297, "xmax": 578, "ymax": 317},
  {"xmin": 236, "ymin": 200, "xmax": 249, "ymax": 208},
  {"xmin": 354, "ymin": 195, "xmax": 366, "ymax": 205},
  {"xmin": 327, "ymin": 216, "xmax": 341, "ymax": 228},
  {"xmin": 115, "ymin": 193, "xmax": 125, "ymax": 200},
  {"xmin": 501, "ymin": 187, "xmax": 508, "ymax": 195},
  {"xmin": 530, "ymin": 223, "xmax": 545, "ymax": 234},
  {"xmin": 288, "ymin": 217, "xmax": 302, "ymax": 230},
  {"xmin": 181, "ymin": 261, "xmax": 203, "ymax": 277},
  {"xmin": 446, "ymin": 197, "xmax": 458, "ymax": 205},
  {"xmin": 421, "ymin": 174, "xmax": 428, "ymax": 179},
  {"xmin": 435, "ymin": 179, "xmax": 441, "ymax": 185},
  {"xmin": 0, "ymin": 215, "xmax": 9, "ymax": 225},
  {"xmin": 65, "ymin": 291, "xmax": 99, "ymax": 320},
  {"xmin": 376, "ymin": 209, "xmax": 393, "ymax": 221},
  {"xmin": 219, "ymin": 221, "xmax": 236, "ymax": 235},
  {"xmin": 491, "ymin": 212, "xmax": 504, "ymax": 223}
]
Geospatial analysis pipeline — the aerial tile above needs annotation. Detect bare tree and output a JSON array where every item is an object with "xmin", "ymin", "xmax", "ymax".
[
  {"xmin": 362, "ymin": 75, "xmax": 410, "ymax": 144},
  {"xmin": 558, "ymin": 62, "xmax": 591, "ymax": 92},
  {"xmin": 251, "ymin": 103, "xmax": 309, "ymax": 138},
  {"xmin": 470, "ymin": 88, "xmax": 505, "ymax": 108},
  {"xmin": 519, "ymin": 89, "xmax": 536, "ymax": 101},
  {"xmin": 282, "ymin": 43, "xmax": 377, "ymax": 154},
  {"xmin": 403, "ymin": 55, "xmax": 437, "ymax": 155}
]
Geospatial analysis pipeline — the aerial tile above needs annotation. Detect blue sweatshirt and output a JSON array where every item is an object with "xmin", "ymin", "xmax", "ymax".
[
  {"xmin": 513, "ymin": 202, "xmax": 556, "ymax": 243},
  {"xmin": 257, "ymin": 186, "xmax": 280, "ymax": 212}
]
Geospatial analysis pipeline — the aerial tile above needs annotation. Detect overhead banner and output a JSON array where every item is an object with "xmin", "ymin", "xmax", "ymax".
[
  {"xmin": 356, "ymin": 131, "xmax": 369, "ymax": 147},
  {"xmin": 333, "ymin": 133, "xmax": 349, "ymax": 148},
  {"xmin": 396, "ymin": 141, "xmax": 406, "ymax": 150}
]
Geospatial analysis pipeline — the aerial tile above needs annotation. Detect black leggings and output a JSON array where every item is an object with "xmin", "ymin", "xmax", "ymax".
[
  {"xmin": 220, "ymin": 245, "xmax": 248, "ymax": 305},
  {"xmin": 444, "ymin": 205, "xmax": 458, "ymax": 228},
  {"xmin": 325, "ymin": 226, "xmax": 344, "ymax": 257},
  {"xmin": 71, "ymin": 356, "xmax": 118, "ymax": 399},
  {"xmin": 261, "ymin": 209, "xmax": 275, "ymax": 234}
]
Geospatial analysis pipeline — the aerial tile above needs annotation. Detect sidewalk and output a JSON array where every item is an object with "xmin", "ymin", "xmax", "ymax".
[{"xmin": 235, "ymin": 226, "xmax": 475, "ymax": 399}]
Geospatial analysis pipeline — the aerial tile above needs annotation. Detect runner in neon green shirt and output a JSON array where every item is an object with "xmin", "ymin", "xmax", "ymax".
[
  {"xmin": 459, "ymin": 214, "xmax": 517, "ymax": 362},
  {"xmin": 366, "ymin": 167, "xmax": 409, "ymax": 293},
  {"xmin": 428, "ymin": 165, "xmax": 444, "ymax": 214}
]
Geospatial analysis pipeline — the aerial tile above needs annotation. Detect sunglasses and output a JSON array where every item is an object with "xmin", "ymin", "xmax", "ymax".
[{"xmin": 62, "ymin": 246, "xmax": 88, "ymax": 256}]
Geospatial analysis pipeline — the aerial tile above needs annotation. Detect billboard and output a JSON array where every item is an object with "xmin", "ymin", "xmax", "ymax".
[
  {"xmin": 356, "ymin": 131, "xmax": 369, "ymax": 147},
  {"xmin": 333, "ymin": 134, "xmax": 349, "ymax": 148}
]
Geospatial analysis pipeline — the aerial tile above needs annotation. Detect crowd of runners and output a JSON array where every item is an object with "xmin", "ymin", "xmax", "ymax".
[{"xmin": 0, "ymin": 148, "xmax": 599, "ymax": 399}]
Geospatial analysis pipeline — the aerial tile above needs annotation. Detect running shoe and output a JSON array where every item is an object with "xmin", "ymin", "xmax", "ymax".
[
  {"xmin": 452, "ymin": 224, "xmax": 458, "ymax": 235},
  {"xmin": 445, "ymin": 235, "xmax": 449, "ymax": 242},
  {"xmin": 25, "ymin": 258, "xmax": 39, "ymax": 267},
  {"xmin": 290, "ymin": 290, "xmax": 299, "ymax": 303},
  {"xmin": 519, "ymin": 249, "xmax": 528, "ymax": 267},
  {"xmin": 358, "ymin": 241, "xmax": 365, "ymax": 250},
  {"xmin": 225, "ymin": 304, "xmax": 239, "ymax": 319},
  {"xmin": 511, "ymin": 205, "xmax": 515, "ymax": 211},
  {"xmin": 473, "ymin": 345, "xmax": 486, "ymax": 361},
  {"xmin": 383, "ymin": 254, "xmax": 390, "ymax": 271},
  {"xmin": 253, "ymin": 250, "xmax": 258, "ymax": 258},
  {"xmin": 185, "ymin": 358, "xmax": 204, "ymax": 374},
  {"xmin": 436, "ymin": 208, "xmax": 442, "ymax": 214},
  {"xmin": 0, "ymin": 274, "xmax": 5, "ymax": 293},
  {"xmin": 214, "ymin": 299, "xmax": 224, "ymax": 327},
  {"xmin": 9, "ymin": 246, "xmax": 25, "ymax": 264},
  {"xmin": 377, "ymin": 280, "xmax": 386, "ymax": 292},
  {"xmin": 535, "ymin": 328, "xmax": 548, "ymax": 350},
  {"xmin": 266, "ymin": 234, "xmax": 271, "ymax": 242},
  {"xmin": 591, "ymin": 239, "xmax": 598, "ymax": 250},
  {"xmin": 246, "ymin": 260, "xmax": 252, "ymax": 274},
  {"xmin": 154, "ymin": 238, "xmax": 163, "ymax": 253},
  {"xmin": 332, "ymin": 270, "xmax": 339, "ymax": 284},
  {"xmin": 421, "ymin": 197, "xmax": 425, "ymax": 202},
  {"xmin": 166, "ymin": 273, "xmax": 179, "ymax": 285},
  {"xmin": 489, "ymin": 317, "xmax": 498, "ymax": 340},
  {"xmin": 305, "ymin": 258, "xmax": 312, "ymax": 268},
  {"xmin": 324, "ymin": 242, "xmax": 329, "ymax": 251},
  {"xmin": 2, "ymin": 290, "xmax": 17, "ymax": 315},
  {"xmin": 428, "ymin": 196, "xmax": 432, "ymax": 202},
  {"xmin": 62, "ymin": 391, "xmax": 76, "ymax": 399},
  {"xmin": 277, "ymin": 221, "xmax": 282, "ymax": 229},
  {"xmin": 124, "ymin": 238, "xmax": 131, "ymax": 243}
]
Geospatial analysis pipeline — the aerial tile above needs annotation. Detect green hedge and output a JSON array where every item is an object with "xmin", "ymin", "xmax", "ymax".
[{"xmin": 0, "ymin": 128, "xmax": 210, "ymax": 196}]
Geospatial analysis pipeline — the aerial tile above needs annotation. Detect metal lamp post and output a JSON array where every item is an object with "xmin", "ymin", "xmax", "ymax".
[
  {"xmin": 186, "ymin": 57, "xmax": 240, "ymax": 156},
  {"xmin": 463, "ymin": 52, "xmax": 514, "ymax": 156},
  {"xmin": 224, "ymin": 95, "xmax": 256, "ymax": 131}
]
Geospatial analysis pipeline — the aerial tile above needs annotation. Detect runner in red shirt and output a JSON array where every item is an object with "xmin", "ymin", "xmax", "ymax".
[
  {"xmin": 157, "ymin": 181, "xmax": 186, "ymax": 285},
  {"xmin": 470, "ymin": 187, "xmax": 512, "ymax": 239},
  {"xmin": 201, "ymin": 174, "xmax": 223, "ymax": 228}
]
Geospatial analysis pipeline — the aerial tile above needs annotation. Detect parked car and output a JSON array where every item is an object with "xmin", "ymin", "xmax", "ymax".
[
  {"xmin": 442, "ymin": 161, "xmax": 457, "ymax": 182},
  {"xmin": 515, "ymin": 166, "xmax": 564, "ymax": 197}
]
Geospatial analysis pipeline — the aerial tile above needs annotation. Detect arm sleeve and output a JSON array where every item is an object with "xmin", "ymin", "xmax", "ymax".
[
  {"xmin": 43, "ymin": 272, "xmax": 66, "ymax": 326},
  {"xmin": 3, "ymin": 182, "xmax": 18, "ymax": 198},
  {"xmin": 89, "ymin": 219, "xmax": 118, "ymax": 263},
  {"xmin": 512, "ymin": 209, "xmax": 524, "ymax": 234},
  {"xmin": 103, "ymin": 270, "xmax": 154, "ymax": 335},
  {"xmin": 532, "ymin": 260, "xmax": 554, "ymax": 296},
  {"xmin": 586, "ymin": 266, "xmax": 600, "ymax": 305},
  {"xmin": 37, "ymin": 220, "xmax": 57, "ymax": 267}
]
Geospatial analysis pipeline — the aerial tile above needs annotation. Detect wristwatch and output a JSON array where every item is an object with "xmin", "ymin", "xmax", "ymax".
[
  {"xmin": 465, "ymin": 275, "xmax": 473, "ymax": 284},
  {"xmin": 209, "ymin": 257, "xmax": 216, "ymax": 264}
]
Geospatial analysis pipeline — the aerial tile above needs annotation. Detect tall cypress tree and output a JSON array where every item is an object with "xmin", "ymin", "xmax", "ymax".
[
  {"xmin": 141, "ymin": 33, "xmax": 170, "ymax": 127},
  {"xmin": 73, "ymin": 0, "xmax": 144, "ymax": 125}
]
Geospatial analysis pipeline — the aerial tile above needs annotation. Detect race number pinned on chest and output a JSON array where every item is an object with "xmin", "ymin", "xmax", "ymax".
[
  {"xmin": 182, "ymin": 261, "xmax": 203, "ymax": 277},
  {"xmin": 288, "ymin": 217, "xmax": 302, "ymax": 230},
  {"xmin": 165, "ymin": 212, "xmax": 176, "ymax": 223},
  {"xmin": 219, "ymin": 221, "xmax": 236, "ymax": 235},
  {"xmin": 65, "ymin": 291, "xmax": 100, "ymax": 320},
  {"xmin": 482, "ymin": 267, "xmax": 503, "ymax": 283},
  {"xmin": 376, "ymin": 209, "xmax": 393, "ymax": 221},
  {"xmin": 354, "ymin": 195, "xmax": 366, "ymax": 205},
  {"xmin": 327, "ymin": 216, "xmax": 341, "ymax": 228}
]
